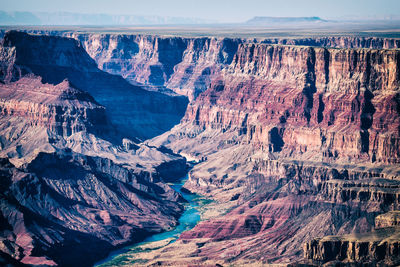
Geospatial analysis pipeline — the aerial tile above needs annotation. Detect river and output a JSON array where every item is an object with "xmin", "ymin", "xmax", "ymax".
[{"xmin": 94, "ymin": 175, "xmax": 201, "ymax": 266}]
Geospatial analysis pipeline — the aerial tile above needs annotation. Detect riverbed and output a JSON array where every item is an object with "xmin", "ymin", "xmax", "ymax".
[{"xmin": 95, "ymin": 175, "xmax": 201, "ymax": 266}]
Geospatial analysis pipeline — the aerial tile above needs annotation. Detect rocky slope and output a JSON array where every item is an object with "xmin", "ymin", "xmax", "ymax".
[
  {"xmin": 69, "ymin": 34, "xmax": 400, "ymax": 103},
  {"xmin": 145, "ymin": 41, "xmax": 400, "ymax": 265},
  {"xmin": 0, "ymin": 31, "xmax": 190, "ymax": 266},
  {"xmin": 0, "ymin": 151, "xmax": 184, "ymax": 266},
  {"xmin": 1, "ymin": 31, "xmax": 188, "ymax": 140},
  {"xmin": 62, "ymin": 33, "xmax": 241, "ymax": 101},
  {"xmin": 303, "ymin": 211, "xmax": 400, "ymax": 266},
  {"xmin": 1, "ymin": 29, "xmax": 400, "ymax": 266},
  {"xmin": 14, "ymin": 31, "xmax": 399, "ymax": 102}
]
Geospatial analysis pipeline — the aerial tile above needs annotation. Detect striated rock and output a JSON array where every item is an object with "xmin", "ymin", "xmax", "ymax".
[
  {"xmin": 303, "ymin": 226, "xmax": 400, "ymax": 266},
  {"xmin": 0, "ymin": 76, "xmax": 109, "ymax": 138},
  {"xmin": 183, "ymin": 43, "xmax": 400, "ymax": 164},
  {"xmin": 63, "ymin": 33, "xmax": 241, "ymax": 101},
  {"xmin": 0, "ymin": 151, "xmax": 184, "ymax": 266},
  {"xmin": 146, "ymin": 37, "xmax": 400, "ymax": 265},
  {"xmin": 13, "ymin": 30, "xmax": 400, "ymax": 101},
  {"xmin": 375, "ymin": 211, "xmax": 400, "ymax": 228},
  {"xmin": 1, "ymin": 31, "xmax": 188, "ymax": 140},
  {"xmin": 1, "ymin": 29, "xmax": 400, "ymax": 266},
  {"xmin": 0, "ymin": 30, "xmax": 191, "ymax": 266},
  {"xmin": 260, "ymin": 36, "xmax": 400, "ymax": 49}
]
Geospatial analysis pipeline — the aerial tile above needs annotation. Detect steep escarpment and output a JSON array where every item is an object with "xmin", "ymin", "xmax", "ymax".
[
  {"xmin": 63, "ymin": 33, "xmax": 241, "ymax": 101},
  {"xmin": 147, "ymin": 42, "xmax": 400, "ymax": 265},
  {"xmin": 1, "ymin": 31, "xmax": 188, "ymax": 140},
  {"xmin": 1, "ymin": 29, "xmax": 400, "ymax": 266},
  {"xmin": 261, "ymin": 36, "xmax": 400, "ymax": 49},
  {"xmin": 303, "ymin": 211, "xmax": 400, "ymax": 266},
  {"xmin": 65, "ymin": 34, "xmax": 400, "ymax": 101},
  {"xmin": 183, "ymin": 44, "xmax": 400, "ymax": 164},
  {"xmin": 12, "ymin": 30, "xmax": 400, "ymax": 102},
  {"xmin": 0, "ymin": 76, "xmax": 109, "ymax": 138},
  {"xmin": 0, "ymin": 31, "xmax": 190, "ymax": 266}
]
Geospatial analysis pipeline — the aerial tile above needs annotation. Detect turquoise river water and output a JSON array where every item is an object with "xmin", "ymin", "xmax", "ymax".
[{"xmin": 94, "ymin": 175, "xmax": 201, "ymax": 266}]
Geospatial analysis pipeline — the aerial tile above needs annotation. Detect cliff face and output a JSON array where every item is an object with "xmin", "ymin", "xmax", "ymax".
[
  {"xmin": 303, "ymin": 211, "xmax": 400, "ymax": 266},
  {"xmin": 184, "ymin": 44, "xmax": 400, "ymax": 164},
  {"xmin": 147, "ymin": 38, "xmax": 400, "ymax": 265},
  {"xmin": 0, "ymin": 31, "xmax": 190, "ymax": 266},
  {"xmin": 0, "ymin": 151, "xmax": 184, "ymax": 266},
  {"xmin": 261, "ymin": 36, "xmax": 400, "ymax": 49},
  {"xmin": 1, "ymin": 30, "xmax": 400, "ymax": 266},
  {"xmin": 0, "ymin": 76, "xmax": 109, "ymax": 137},
  {"xmin": 61, "ymin": 33, "xmax": 241, "ymax": 101},
  {"xmin": 1, "ymin": 31, "xmax": 188, "ymax": 140},
  {"xmin": 5, "ymin": 30, "xmax": 400, "ymax": 101}
]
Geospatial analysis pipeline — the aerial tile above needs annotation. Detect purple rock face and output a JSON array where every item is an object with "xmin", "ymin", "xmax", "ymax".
[
  {"xmin": 0, "ymin": 29, "xmax": 400, "ymax": 266},
  {"xmin": 1, "ymin": 31, "xmax": 188, "ymax": 141}
]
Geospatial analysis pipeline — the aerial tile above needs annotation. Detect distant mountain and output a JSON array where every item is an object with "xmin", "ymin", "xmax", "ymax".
[
  {"xmin": 0, "ymin": 11, "xmax": 213, "ymax": 25},
  {"xmin": 246, "ymin": 16, "xmax": 327, "ymax": 25}
]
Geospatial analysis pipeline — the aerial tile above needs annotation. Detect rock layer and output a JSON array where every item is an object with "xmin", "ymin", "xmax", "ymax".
[
  {"xmin": 147, "ymin": 36, "xmax": 400, "ymax": 265},
  {"xmin": 0, "ymin": 31, "xmax": 189, "ymax": 266},
  {"xmin": 183, "ymin": 44, "xmax": 400, "ymax": 164},
  {"xmin": 1, "ymin": 31, "xmax": 188, "ymax": 140},
  {"xmin": 303, "ymin": 211, "xmax": 400, "ymax": 266},
  {"xmin": 0, "ymin": 151, "xmax": 184, "ymax": 266},
  {"xmin": 1, "ymin": 29, "xmax": 400, "ymax": 266}
]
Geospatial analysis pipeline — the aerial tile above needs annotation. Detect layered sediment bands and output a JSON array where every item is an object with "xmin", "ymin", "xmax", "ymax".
[
  {"xmin": 303, "ymin": 228, "xmax": 400, "ymax": 266},
  {"xmin": 1, "ymin": 29, "xmax": 400, "ymax": 266},
  {"xmin": 375, "ymin": 211, "xmax": 400, "ymax": 228},
  {"xmin": 0, "ymin": 76, "xmax": 109, "ymax": 137},
  {"xmin": 67, "ymin": 34, "xmax": 187, "ymax": 87},
  {"xmin": 183, "ymin": 43, "xmax": 400, "ymax": 163},
  {"xmin": 1, "ymin": 31, "xmax": 188, "ymax": 140},
  {"xmin": 320, "ymin": 179, "xmax": 400, "ymax": 207},
  {"xmin": 14, "ymin": 30, "xmax": 400, "ymax": 101},
  {"xmin": 261, "ymin": 36, "xmax": 400, "ymax": 49},
  {"xmin": 0, "ymin": 151, "xmax": 184, "ymax": 266},
  {"xmin": 165, "ymin": 37, "xmax": 240, "ymax": 100},
  {"xmin": 62, "ymin": 33, "xmax": 241, "ymax": 101},
  {"xmin": 146, "ymin": 38, "xmax": 400, "ymax": 266},
  {"xmin": 0, "ymin": 31, "xmax": 192, "ymax": 265},
  {"xmin": 304, "ymin": 211, "xmax": 400, "ymax": 266}
]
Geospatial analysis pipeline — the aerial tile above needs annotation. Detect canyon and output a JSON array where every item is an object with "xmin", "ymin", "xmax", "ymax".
[{"xmin": 0, "ymin": 29, "xmax": 399, "ymax": 266}]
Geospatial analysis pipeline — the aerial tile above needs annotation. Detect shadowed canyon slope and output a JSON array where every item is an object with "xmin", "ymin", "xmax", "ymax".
[
  {"xmin": 1, "ymin": 31, "xmax": 188, "ymax": 141},
  {"xmin": 0, "ymin": 31, "xmax": 189, "ymax": 266},
  {"xmin": 0, "ymin": 29, "xmax": 400, "ymax": 266}
]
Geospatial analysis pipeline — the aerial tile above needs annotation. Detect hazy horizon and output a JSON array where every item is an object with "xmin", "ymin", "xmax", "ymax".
[{"xmin": 1, "ymin": 0, "xmax": 400, "ymax": 23}]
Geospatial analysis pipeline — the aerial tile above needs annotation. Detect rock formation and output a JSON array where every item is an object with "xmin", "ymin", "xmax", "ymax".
[
  {"xmin": 1, "ymin": 31, "xmax": 188, "ymax": 140},
  {"xmin": 0, "ymin": 31, "xmax": 189, "ymax": 266},
  {"xmin": 147, "ymin": 38, "xmax": 400, "ymax": 265},
  {"xmin": 0, "ymin": 29, "xmax": 400, "ymax": 266},
  {"xmin": 303, "ymin": 211, "xmax": 400, "ymax": 266},
  {"xmin": 12, "ymin": 30, "xmax": 400, "ymax": 101}
]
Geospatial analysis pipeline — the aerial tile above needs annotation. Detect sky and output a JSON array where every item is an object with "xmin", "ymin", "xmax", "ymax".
[{"xmin": 1, "ymin": 0, "xmax": 399, "ymax": 22}]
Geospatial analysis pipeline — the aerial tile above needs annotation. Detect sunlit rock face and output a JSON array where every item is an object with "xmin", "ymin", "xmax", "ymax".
[
  {"xmin": 183, "ymin": 44, "xmax": 400, "ymax": 164},
  {"xmin": 0, "ymin": 29, "xmax": 400, "ymax": 266},
  {"xmin": 148, "ymin": 38, "xmax": 400, "ymax": 265}
]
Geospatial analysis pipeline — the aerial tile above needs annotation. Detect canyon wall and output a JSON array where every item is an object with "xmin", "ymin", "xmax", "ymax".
[
  {"xmin": 184, "ymin": 43, "xmax": 400, "ymax": 164},
  {"xmin": 1, "ymin": 31, "xmax": 188, "ymax": 140},
  {"xmin": 63, "ymin": 33, "xmax": 241, "ymax": 101},
  {"xmin": 13, "ymin": 30, "xmax": 400, "ymax": 102},
  {"xmin": 147, "ymin": 35, "xmax": 400, "ymax": 265},
  {"xmin": 0, "ymin": 31, "xmax": 190, "ymax": 266},
  {"xmin": 0, "ymin": 29, "xmax": 400, "ymax": 266}
]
